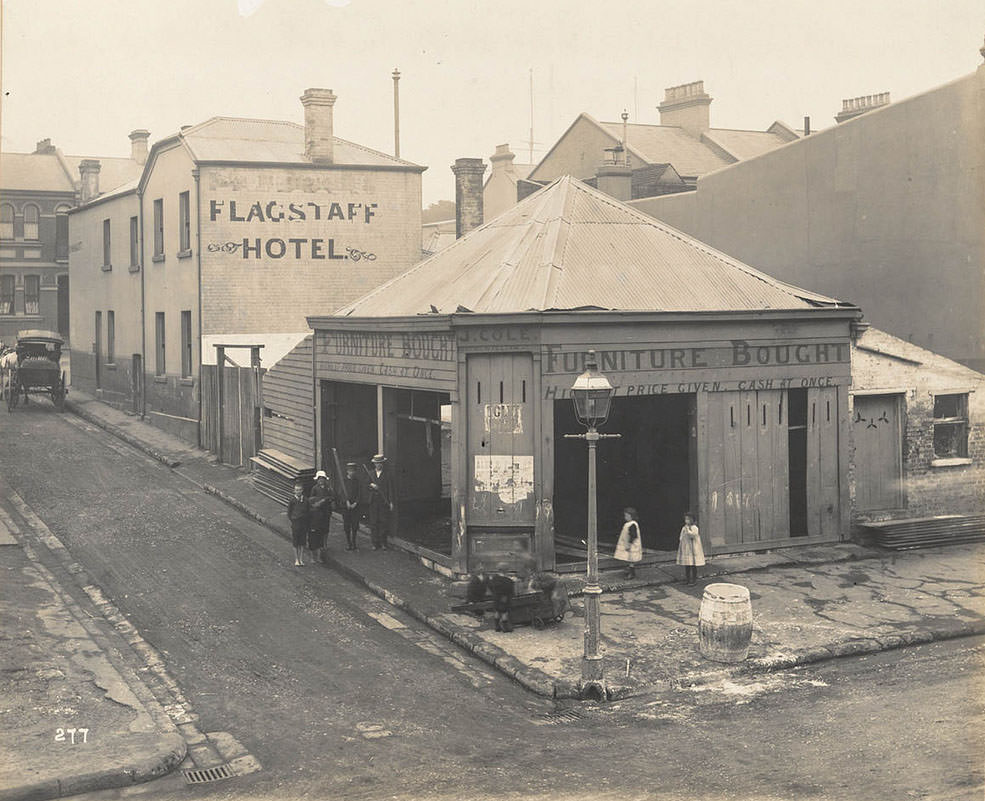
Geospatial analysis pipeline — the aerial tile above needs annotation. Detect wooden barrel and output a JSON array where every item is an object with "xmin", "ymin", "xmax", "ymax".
[{"xmin": 698, "ymin": 582, "xmax": 753, "ymax": 663}]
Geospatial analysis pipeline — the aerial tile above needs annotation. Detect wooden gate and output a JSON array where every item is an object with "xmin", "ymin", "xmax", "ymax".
[
  {"xmin": 200, "ymin": 346, "xmax": 263, "ymax": 466},
  {"xmin": 852, "ymin": 394, "xmax": 903, "ymax": 511},
  {"xmin": 466, "ymin": 353, "xmax": 535, "ymax": 570}
]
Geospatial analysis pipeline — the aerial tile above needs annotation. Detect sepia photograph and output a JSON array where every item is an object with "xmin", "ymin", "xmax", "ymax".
[{"xmin": 1, "ymin": 1, "xmax": 983, "ymax": 799}]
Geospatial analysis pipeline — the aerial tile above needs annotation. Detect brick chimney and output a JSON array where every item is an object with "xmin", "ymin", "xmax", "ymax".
[
  {"xmin": 34, "ymin": 138, "xmax": 56, "ymax": 154},
  {"xmin": 78, "ymin": 159, "xmax": 101, "ymax": 203},
  {"xmin": 835, "ymin": 92, "xmax": 891, "ymax": 124},
  {"xmin": 658, "ymin": 80, "xmax": 712, "ymax": 137},
  {"xmin": 129, "ymin": 129, "xmax": 150, "ymax": 165},
  {"xmin": 451, "ymin": 158, "xmax": 486, "ymax": 238},
  {"xmin": 300, "ymin": 88, "xmax": 337, "ymax": 163}
]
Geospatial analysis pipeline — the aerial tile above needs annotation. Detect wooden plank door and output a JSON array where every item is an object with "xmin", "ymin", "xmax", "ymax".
[
  {"xmin": 467, "ymin": 353, "xmax": 535, "ymax": 527},
  {"xmin": 853, "ymin": 394, "xmax": 903, "ymax": 511},
  {"xmin": 703, "ymin": 389, "xmax": 790, "ymax": 547},
  {"xmin": 806, "ymin": 386, "xmax": 841, "ymax": 538}
]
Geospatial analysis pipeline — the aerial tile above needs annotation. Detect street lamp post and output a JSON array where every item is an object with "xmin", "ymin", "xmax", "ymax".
[{"xmin": 564, "ymin": 350, "xmax": 620, "ymax": 700}]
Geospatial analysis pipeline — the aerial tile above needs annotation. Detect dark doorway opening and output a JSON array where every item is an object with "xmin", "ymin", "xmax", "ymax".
[
  {"xmin": 390, "ymin": 388, "xmax": 452, "ymax": 555},
  {"xmin": 320, "ymin": 380, "xmax": 377, "ymax": 470},
  {"xmin": 788, "ymin": 388, "xmax": 808, "ymax": 536},
  {"xmin": 554, "ymin": 393, "xmax": 693, "ymax": 558},
  {"xmin": 320, "ymin": 381, "xmax": 452, "ymax": 556}
]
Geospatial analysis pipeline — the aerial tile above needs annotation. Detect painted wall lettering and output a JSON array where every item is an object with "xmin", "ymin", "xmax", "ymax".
[
  {"xmin": 209, "ymin": 199, "xmax": 378, "ymax": 224},
  {"xmin": 544, "ymin": 342, "xmax": 849, "ymax": 375}
]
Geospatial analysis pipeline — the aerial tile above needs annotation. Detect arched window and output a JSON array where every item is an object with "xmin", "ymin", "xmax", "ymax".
[
  {"xmin": 23, "ymin": 204, "xmax": 40, "ymax": 240},
  {"xmin": 0, "ymin": 204, "xmax": 13, "ymax": 239}
]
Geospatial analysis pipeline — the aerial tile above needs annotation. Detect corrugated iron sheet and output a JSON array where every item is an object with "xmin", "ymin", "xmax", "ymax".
[{"xmin": 340, "ymin": 176, "xmax": 849, "ymax": 318}]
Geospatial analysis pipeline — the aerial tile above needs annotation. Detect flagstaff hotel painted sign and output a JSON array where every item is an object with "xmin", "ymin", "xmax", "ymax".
[
  {"xmin": 207, "ymin": 198, "xmax": 380, "ymax": 261},
  {"xmin": 197, "ymin": 166, "xmax": 422, "ymax": 335}
]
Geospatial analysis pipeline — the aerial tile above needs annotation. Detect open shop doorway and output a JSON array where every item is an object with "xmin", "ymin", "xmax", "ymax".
[
  {"xmin": 320, "ymin": 381, "xmax": 453, "ymax": 556},
  {"xmin": 553, "ymin": 392, "xmax": 695, "ymax": 561}
]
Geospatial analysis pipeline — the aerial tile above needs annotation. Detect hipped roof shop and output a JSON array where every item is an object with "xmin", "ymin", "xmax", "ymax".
[{"xmin": 296, "ymin": 176, "xmax": 862, "ymax": 576}]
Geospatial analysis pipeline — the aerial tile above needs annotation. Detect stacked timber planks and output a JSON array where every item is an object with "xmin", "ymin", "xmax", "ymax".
[
  {"xmin": 861, "ymin": 514, "xmax": 985, "ymax": 549},
  {"xmin": 250, "ymin": 448, "xmax": 315, "ymax": 506}
]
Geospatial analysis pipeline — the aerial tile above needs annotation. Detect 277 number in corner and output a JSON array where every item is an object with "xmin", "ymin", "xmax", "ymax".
[{"xmin": 55, "ymin": 727, "xmax": 90, "ymax": 744}]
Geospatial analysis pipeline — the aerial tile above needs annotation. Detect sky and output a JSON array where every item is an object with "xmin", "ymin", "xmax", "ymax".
[{"xmin": 2, "ymin": 0, "xmax": 983, "ymax": 205}]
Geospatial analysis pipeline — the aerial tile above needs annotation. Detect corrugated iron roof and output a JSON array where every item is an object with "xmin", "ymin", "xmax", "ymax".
[
  {"xmin": 338, "ymin": 176, "xmax": 850, "ymax": 318},
  {"xmin": 180, "ymin": 117, "xmax": 423, "ymax": 168}
]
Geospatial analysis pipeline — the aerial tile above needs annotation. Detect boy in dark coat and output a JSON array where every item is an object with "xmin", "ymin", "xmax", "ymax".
[
  {"xmin": 338, "ymin": 462, "xmax": 362, "ymax": 550},
  {"xmin": 307, "ymin": 470, "xmax": 333, "ymax": 563},
  {"xmin": 287, "ymin": 483, "xmax": 310, "ymax": 567}
]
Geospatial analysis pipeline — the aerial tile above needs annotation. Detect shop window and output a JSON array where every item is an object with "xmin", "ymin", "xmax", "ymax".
[
  {"xmin": 0, "ymin": 274, "xmax": 14, "ymax": 314},
  {"xmin": 23, "ymin": 205, "xmax": 39, "ymax": 240},
  {"xmin": 933, "ymin": 394, "xmax": 969, "ymax": 459},
  {"xmin": 1, "ymin": 204, "xmax": 15, "ymax": 239},
  {"xmin": 106, "ymin": 310, "xmax": 115, "ymax": 364},
  {"xmin": 102, "ymin": 219, "xmax": 112, "ymax": 269},
  {"xmin": 180, "ymin": 310, "xmax": 192, "ymax": 378},
  {"xmin": 24, "ymin": 275, "xmax": 40, "ymax": 315},
  {"xmin": 178, "ymin": 191, "xmax": 191, "ymax": 255},
  {"xmin": 129, "ymin": 216, "xmax": 139, "ymax": 268},
  {"xmin": 153, "ymin": 199, "xmax": 164, "ymax": 260},
  {"xmin": 155, "ymin": 312, "xmax": 166, "ymax": 375}
]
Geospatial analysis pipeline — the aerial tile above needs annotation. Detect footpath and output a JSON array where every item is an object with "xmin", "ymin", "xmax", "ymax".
[
  {"xmin": 62, "ymin": 391, "xmax": 985, "ymax": 703},
  {"xmin": 0, "ymin": 511, "xmax": 185, "ymax": 801},
  {"xmin": 5, "ymin": 389, "xmax": 983, "ymax": 801}
]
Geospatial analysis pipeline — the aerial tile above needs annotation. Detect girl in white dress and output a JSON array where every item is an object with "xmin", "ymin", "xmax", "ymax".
[
  {"xmin": 614, "ymin": 507, "xmax": 643, "ymax": 579},
  {"xmin": 675, "ymin": 512, "xmax": 705, "ymax": 585}
]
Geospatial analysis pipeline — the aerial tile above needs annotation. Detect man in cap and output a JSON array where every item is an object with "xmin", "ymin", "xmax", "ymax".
[
  {"xmin": 338, "ymin": 462, "xmax": 362, "ymax": 550},
  {"xmin": 308, "ymin": 469, "xmax": 333, "ymax": 563},
  {"xmin": 367, "ymin": 454, "xmax": 394, "ymax": 550}
]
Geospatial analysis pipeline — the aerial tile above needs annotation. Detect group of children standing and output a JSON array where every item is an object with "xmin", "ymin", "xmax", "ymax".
[
  {"xmin": 613, "ymin": 508, "xmax": 705, "ymax": 584},
  {"xmin": 286, "ymin": 455, "xmax": 394, "ymax": 567}
]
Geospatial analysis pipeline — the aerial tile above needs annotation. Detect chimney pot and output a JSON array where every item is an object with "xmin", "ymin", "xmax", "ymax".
[
  {"xmin": 489, "ymin": 144, "xmax": 517, "ymax": 174},
  {"xmin": 300, "ymin": 88, "xmax": 338, "ymax": 163},
  {"xmin": 451, "ymin": 158, "xmax": 486, "ymax": 238},
  {"xmin": 34, "ymin": 138, "xmax": 55, "ymax": 154},
  {"xmin": 78, "ymin": 159, "xmax": 101, "ymax": 203},
  {"xmin": 658, "ymin": 79, "xmax": 712, "ymax": 137},
  {"xmin": 129, "ymin": 129, "xmax": 150, "ymax": 165}
]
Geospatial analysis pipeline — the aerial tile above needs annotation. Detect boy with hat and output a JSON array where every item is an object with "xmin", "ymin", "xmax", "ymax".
[
  {"xmin": 339, "ymin": 462, "xmax": 362, "ymax": 550},
  {"xmin": 367, "ymin": 454, "xmax": 394, "ymax": 550},
  {"xmin": 308, "ymin": 470, "xmax": 333, "ymax": 563}
]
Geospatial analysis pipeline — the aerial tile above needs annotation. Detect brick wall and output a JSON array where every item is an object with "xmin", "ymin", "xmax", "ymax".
[
  {"xmin": 850, "ymin": 329, "xmax": 985, "ymax": 525},
  {"xmin": 199, "ymin": 164, "xmax": 422, "ymax": 335}
]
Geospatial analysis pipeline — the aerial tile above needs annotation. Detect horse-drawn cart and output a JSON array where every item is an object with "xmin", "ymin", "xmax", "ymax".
[{"xmin": 4, "ymin": 330, "xmax": 67, "ymax": 412}]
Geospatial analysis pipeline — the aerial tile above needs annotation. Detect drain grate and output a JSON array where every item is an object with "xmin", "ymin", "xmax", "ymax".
[
  {"xmin": 183, "ymin": 764, "xmax": 234, "ymax": 784},
  {"xmin": 534, "ymin": 708, "xmax": 584, "ymax": 725}
]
